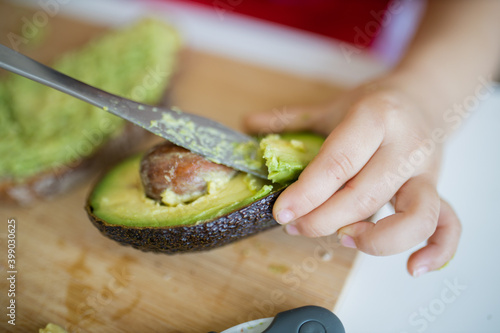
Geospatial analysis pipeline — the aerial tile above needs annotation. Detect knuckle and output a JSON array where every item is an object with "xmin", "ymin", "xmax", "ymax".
[
  {"xmin": 297, "ymin": 190, "xmax": 320, "ymax": 213},
  {"xmin": 377, "ymin": 98, "xmax": 402, "ymax": 123},
  {"xmin": 419, "ymin": 207, "xmax": 439, "ymax": 240},
  {"xmin": 420, "ymin": 221, "xmax": 437, "ymax": 241},
  {"xmin": 281, "ymin": 180, "xmax": 332, "ymax": 219},
  {"xmin": 323, "ymin": 151, "xmax": 355, "ymax": 182},
  {"xmin": 405, "ymin": 131, "xmax": 431, "ymax": 152},
  {"xmin": 359, "ymin": 237, "xmax": 381, "ymax": 256},
  {"xmin": 297, "ymin": 220, "xmax": 333, "ymax": 238},
  {"xmin": 345, "ymin": 183, "xmax": 380, "ymax": 219},
  {"xmin": 357, "ymin": 92, "xmax": 402, "ymax": 123}
]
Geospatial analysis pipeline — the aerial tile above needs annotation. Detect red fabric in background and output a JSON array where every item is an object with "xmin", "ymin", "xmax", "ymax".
[{"xmin": 176, "ymin": 0, "xmax": 390, "ymax": 45}]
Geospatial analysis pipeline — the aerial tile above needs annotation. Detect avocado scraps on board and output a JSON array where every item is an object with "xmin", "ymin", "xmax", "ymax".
[
  {"xmin": 39, "ymin": 323, "xmax": 68, "ymax": 333},
  {"xmin": 0, "ymin": 19, "xmax": 180, "ymax": 205},
  {"xmin": 86, "ymin": 132, "xmax": 324, "ymax": 253}
]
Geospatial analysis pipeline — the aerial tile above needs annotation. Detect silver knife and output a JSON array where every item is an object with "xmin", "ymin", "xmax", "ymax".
[{"xmin": 0, "ymin": 44, "xmax": 268, "ymax": 179}]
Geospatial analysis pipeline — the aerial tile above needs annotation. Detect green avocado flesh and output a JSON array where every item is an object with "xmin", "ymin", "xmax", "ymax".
[
  {"xmin": 261, "ymin": 132, "xmax": 323, "ymax": 183},
  {"xmin": 0, "ymin": 19, "xmax": 179, "ymax": 182},
  {"xmin": 39, "ymin": 323, "xmax": 67, "ymax": 333},
  {"xmin": 89, "ymin": 133, "xmax": 324, "ymax": 228}
]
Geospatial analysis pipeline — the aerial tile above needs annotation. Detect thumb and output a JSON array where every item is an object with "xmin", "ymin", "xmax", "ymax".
[{"xmin": 243, "ymin": 106, "xmax": 329, "ymax": 135}]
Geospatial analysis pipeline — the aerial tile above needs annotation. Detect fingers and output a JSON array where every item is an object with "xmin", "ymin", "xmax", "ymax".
[
  {"xmin": 406, "ymin": 198, "xmax": 461, "ymax": 276},
  {"xmin": 339, "ymin": 194, "xmax": 461, "ymax": 277},
  {"xmin": 288, "ymin": 144, "xmax": 409, "ymax": 237},
  {"xmin": 338, "ymin": 175, "xmax": 441, "ymax": 256},
  {"xmin": 272, "ymin": 110, "xmax": 385, "ymax": 226}
]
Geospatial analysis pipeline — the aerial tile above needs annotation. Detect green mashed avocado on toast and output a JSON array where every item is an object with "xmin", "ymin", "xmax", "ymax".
[{"xmin": 0, "ymin": 19, "xmax": 179, "ymax": 183}]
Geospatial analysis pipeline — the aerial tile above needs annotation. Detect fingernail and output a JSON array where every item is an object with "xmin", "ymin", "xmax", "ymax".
[
  {"xmin": 276, "ymin": 209, "xmax": 295, "ymax": 224},
  {"xmin": 340, "ymin": 235, "xmax": 357, "ymax": 249},
  {"xmin": 413, "ymin": 266, "xmax": 429, "ymax": 278},
  {"xmin": 285, "ymin": 224, "xmax": 300, "ymax": 236}
]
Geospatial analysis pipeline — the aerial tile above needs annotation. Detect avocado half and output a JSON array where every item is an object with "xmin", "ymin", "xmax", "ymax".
[{"xmin": 86, "ymin": 133, "xmax": 324, "ymax": 253}]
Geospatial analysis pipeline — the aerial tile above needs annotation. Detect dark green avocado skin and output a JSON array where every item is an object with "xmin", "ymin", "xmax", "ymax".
[{"xmin": 86, "ymin": 189, "xmax": 283, "ymax": 254}]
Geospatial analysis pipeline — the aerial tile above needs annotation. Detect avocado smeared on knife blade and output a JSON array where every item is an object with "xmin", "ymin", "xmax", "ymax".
[{"xmin": 86, "ymin": 132, "xmax": 324, "ymax": 253}]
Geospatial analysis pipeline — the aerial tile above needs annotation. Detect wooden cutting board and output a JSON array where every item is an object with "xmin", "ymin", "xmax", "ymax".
[{"xmin": 0, "ymin": 2, "xmax": 356, "ymax": 332}]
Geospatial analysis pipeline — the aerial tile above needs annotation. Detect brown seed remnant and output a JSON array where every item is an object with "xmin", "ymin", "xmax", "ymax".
[{"xmin": 140, "ymin": 142, "xmax": 237, "ymax": 205}]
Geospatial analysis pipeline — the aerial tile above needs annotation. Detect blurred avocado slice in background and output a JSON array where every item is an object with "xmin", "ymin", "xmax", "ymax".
[{"xmin": 0, "ymin": 19, "xmax": 180, "ymax": 204}]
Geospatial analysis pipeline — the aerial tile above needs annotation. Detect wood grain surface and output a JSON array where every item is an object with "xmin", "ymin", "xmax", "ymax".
[{"xmin": 0, "ymin": 2, "xmax": 356, "ymax": 332}]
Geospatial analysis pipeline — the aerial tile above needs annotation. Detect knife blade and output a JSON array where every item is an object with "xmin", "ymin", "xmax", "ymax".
[{"xmin": 0, "ymin": 43, "xmax": 268, "ymax": 179}]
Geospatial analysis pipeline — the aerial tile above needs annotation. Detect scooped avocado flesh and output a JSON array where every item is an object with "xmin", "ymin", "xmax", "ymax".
[
  {"xmin": 0, "ymin": 19, "xmax": 180, "ymax": 182},
  {"xmin": 261, "ymin": 132, "xmax": 324, "ymax": 183},
  {"xmin": 90, "ymin": 133, "xmax": 324, "ymax": 227}
]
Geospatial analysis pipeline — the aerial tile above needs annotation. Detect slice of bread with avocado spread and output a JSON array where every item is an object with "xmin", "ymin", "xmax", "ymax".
[{"xmin": 0, "ymin": 19, "xmax": 180, "ymax": 205}]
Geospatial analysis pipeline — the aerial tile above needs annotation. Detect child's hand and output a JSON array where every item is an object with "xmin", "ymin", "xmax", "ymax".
[{"xmin": 244, "ymin": 78, "xmax": 461, "ymax": 277}]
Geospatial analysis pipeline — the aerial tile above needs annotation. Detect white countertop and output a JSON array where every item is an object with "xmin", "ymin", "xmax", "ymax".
[{"xmin": 14, "ymin": 0, "xmax": 500, "ymax": 331}]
